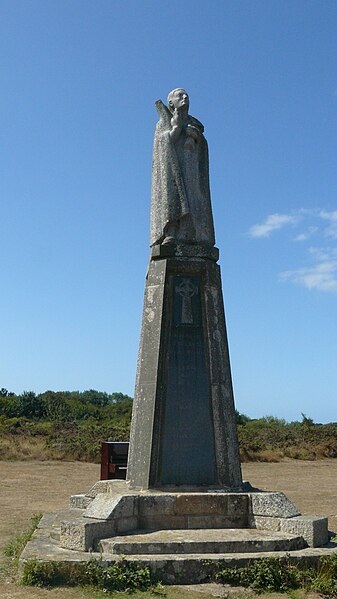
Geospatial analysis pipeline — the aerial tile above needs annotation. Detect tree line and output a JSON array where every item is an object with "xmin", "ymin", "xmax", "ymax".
[
  {"xmin": 0, "ymin": 387, "xmax": 336, "ymax": 462},
  {"xmin": 0, "ymin": 388, "xmax": 132, "ymax": 422}
]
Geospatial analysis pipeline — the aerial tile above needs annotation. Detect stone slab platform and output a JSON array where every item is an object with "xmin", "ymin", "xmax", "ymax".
[
  {"xmin": 99, "ymin": 527, "xmax": 307, "ymax": 555},
  {"xmin": 62, "ymin": 487, "xmax": 328, "ymax": 551},
  {"xmin": 19, "ymin": 514, "xmax": 337, "ymax": 585}
]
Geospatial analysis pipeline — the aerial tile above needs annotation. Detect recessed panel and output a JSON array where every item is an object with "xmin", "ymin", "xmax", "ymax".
[{"xmin": 159, "ymin": 275, "xmax": 215, "ymax": 485}]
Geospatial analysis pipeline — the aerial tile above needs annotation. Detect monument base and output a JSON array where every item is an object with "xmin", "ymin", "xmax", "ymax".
[{"xmin": 20, "ymin": 479, "xmax": 334, "ymax": 585}]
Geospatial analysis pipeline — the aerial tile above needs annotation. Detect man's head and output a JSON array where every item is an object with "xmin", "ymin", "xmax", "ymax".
[{"xmin": 167, "ymin": 88, "xmax": 189, "ymax": 113}]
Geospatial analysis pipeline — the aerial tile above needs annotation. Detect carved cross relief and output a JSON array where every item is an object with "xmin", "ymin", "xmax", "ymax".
[{"xmin": 175, "ymin": 278, "xmax": 197, "ymax": 324}]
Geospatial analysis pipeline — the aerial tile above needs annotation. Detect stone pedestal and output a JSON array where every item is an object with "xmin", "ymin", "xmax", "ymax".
[
  {"xmin": 20, "ymin": 477, "xmax": 332, "ymax": 585},
  {"xmin": 127, "ymin": 244, "xmax": 242, "ymax": 490}
]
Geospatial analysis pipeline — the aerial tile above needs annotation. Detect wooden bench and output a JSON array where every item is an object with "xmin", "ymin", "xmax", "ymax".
[{"xmin": 100, "ymin": 441, "xmax": 129, "ymax": 480}]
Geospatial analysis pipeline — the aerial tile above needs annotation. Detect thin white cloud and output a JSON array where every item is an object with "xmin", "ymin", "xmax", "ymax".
[
  {"xmin": 294, "ymin": 233, "xmax": 308, "ymax": 242},
  {"xmin": 308, "ymin": 246, "xmax": 336, "ymax": 261},
  {"xmin": 280, "ymin": 248, "xmax": 337, "ymax": 294},
  {"xmin": 319, "ymin": 210, "xmax": 337, "ymax": 239},
  {"xmin": 319, "ymin": 210, "xmax": 337, "ymax": 220},
  {"xmin": 249, "ymin": 213, "xmax": 298, "ymax": 238},
  {"xmin": 249, "ymin": 208, "xmax": 337, "ymax": 293},
  {"xmin": 297, "ymin": 208, "xmax": 319, "ymax": 216},
  {"xmin": 293, "ymin": 226, "xmax": 318, "ymax": 242}
]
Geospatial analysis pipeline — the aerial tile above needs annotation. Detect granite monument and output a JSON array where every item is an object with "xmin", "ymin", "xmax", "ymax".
[
  {"xmin": 127, "ymin": 89, "xmax": 242, "ymax": 489},
  {"xmin": 20, "ymin": 90, "xmax": 330, "ymax": 583}
]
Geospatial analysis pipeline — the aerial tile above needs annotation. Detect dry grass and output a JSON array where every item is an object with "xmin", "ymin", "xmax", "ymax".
[
  {"xmin": 240, "ymin": 449, "xmax": 284, "ymax": 463},
  {"xmin": 0, "ymin": 436, "xmax": 75, "ymax": 462},
  {"xmin": 0, "ymin": 436, "xmax": 47, "ymax": 461}
]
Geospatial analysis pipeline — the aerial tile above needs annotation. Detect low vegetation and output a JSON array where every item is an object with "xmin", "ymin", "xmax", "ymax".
[
  {"xmin": 237, "ymin": 412, "xmax": 337, "ymax": 462},
  {"xmin": 0, "ymin": 387, "xmax": 337, "ymax": 463},
  {"xmin": 20, "ymin": 559, "xmax": 154, "ymax": 593},
  {"xmin": 0, "ymin": 388, "xmax": 132, "ymax": 462},
  {"xmin": 20, "ymin": 555, "xmax": 337, "ymax": 595},
  {"xmin": 213, "ymin": 554, "xmax": 337, "ymax": 596},
  {"xmin": 3, "ymin": 513, "xmax": 42, "ymax": 560}
]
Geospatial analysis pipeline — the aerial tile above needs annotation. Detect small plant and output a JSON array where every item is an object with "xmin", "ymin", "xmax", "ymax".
[{"xmin": 3, "ymin": 513, "xmax": 42, "ymax": 559}]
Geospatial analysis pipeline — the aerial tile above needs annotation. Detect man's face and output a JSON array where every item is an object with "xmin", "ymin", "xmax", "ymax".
[{"xmin": 170, "ymin": 89, "xmax": 189, "ymax": 111}]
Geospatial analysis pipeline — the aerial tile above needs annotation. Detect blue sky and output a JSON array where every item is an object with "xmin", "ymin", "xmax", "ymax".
[{"xmin": 1, "ymin": 0, "xmax": 336, "ymax": 422}]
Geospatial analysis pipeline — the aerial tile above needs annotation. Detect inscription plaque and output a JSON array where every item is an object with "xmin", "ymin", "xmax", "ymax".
[{"xmin": 158, "ymin": 275, "xmax": 216, "ymax": 485}]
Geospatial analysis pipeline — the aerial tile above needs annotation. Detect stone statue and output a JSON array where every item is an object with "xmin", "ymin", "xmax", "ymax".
[{"xmin": 150, "ymin": 88, "xmax": 215, "ymax": 247}]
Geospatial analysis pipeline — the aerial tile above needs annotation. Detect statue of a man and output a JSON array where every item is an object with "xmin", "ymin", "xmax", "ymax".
[{"xmin": 150, "ymin": 88, "xmax": 215, "ymax": 247}]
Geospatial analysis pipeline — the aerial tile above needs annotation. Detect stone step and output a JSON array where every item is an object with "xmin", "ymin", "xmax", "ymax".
[
  {"xmin": 99, "ymin": 527, "xmax": 307, "ymax": 555},
  {"xmin": 41, "ymin": 510, "xmax": 84, "ymax": 544}
]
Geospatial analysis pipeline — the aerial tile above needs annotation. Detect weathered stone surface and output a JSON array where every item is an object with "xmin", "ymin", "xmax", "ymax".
[
  {"xmin": 84, "ymin": 494, "xmax": 137, "ymax": 520},
  {"xmin": 252, "ymin": 514, "xmax": 328, "ymax": 548},
  {"xmin": 127, "ymin": 259, "xmax": 167, "ymax": 490},
  {"xmin": 187, "ymin": 515, "xmax": 245, "ymax": 529},
  {"xmin": 59, "ymin": 491, "xmax": 329, "ymax": 555},
  {"xmin": 151, "ymin": 243, "xmax": 219, "ymax": 262},
  {"xmin": 139, "ymin": 495, "xmax": 176, "ymax": 516},
  {"xmin": 250, "ymin": 492, "xmax": 301, "ymax": 518},
  {"xmin": 66, "ymin": 492, "xmax": 254, "ymax": 532},
  {"xmin": 70, "ymin": 494, "xmax": 92, "ymax": 509},
  {"xmin": 280, "ymin": 516, "xmax": 329, "ymax": 548},
  {"xmin": 150, "ymin": 90, "xmax": 215, "ymax": 247},
  {"xmin": 227, "ymin": 494, "xmax": 249, "ymax": 517},
  {"xmin": 138, "ymin": 515, "xmax": 186, "ymax": 530},
  {"xmin": 176, "ymin": 494, "xmax": 228, "ymax": 516},
  {"xmin": 127, "ymin": 257, "xmax": 242, "ymax": 490},
  {"xmin": 60, "ymin": 518, "xmax": 115, "ymax": 551},
  {"xmin": 86, "ymin": 479, "xmax": 129, "ymax": 498},
  {"xmin": 99, "ymin": 528, "xmax": 306, "ymax": 556},
  {"xmin": 115, "ymin": 516, "xmax": 139, "ymax": 534},
  {"xmin": 252, "ymin": 515, "xmax": 282, "ymax": 531}
]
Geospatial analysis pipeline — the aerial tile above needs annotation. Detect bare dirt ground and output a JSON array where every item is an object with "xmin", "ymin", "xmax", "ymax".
[
  {"xmin": 242, "ymin": 459, "xmax": 337, "ymax": 534},
  {"xmin": 0, "ymin": 459, "xmax": 336, "ymax": 598}
]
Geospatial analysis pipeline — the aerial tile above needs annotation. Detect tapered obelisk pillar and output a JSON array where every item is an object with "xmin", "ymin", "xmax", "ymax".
[{"xmin": 127, "ymin": 89, "xmax": 242, "ymax": 490}]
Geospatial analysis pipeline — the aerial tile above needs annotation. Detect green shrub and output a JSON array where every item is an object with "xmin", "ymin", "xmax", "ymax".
[
  {"xmin": 317, "ymin": 553, "xmax": 337, "ymax": 579},
  {"xmin": 215, "ymin": 556, "xmax": 301, "ymax": 593},
  {"xmin": 214, "ymin": 554, "xmax": 337, "ymax": 596},
  {"xmin": 45, "ymin": 418, "xmax": 130, "ymax": 461},
  {"xmin": 21, "ymin": 558, "xmax": 153, "ymax": 592}
]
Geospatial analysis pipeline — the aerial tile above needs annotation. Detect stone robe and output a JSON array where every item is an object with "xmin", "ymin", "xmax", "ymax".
[{"xmin": 150, "ymin": 100, "xmax": 215, "ymax": 247}]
